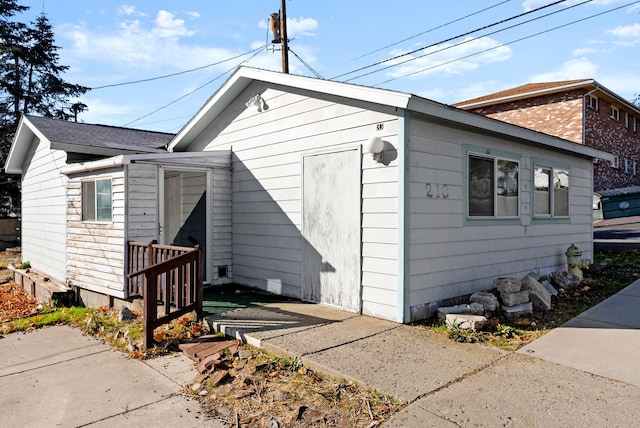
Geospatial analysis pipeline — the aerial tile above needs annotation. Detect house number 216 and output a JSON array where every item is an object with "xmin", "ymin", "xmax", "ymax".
[{"xmin": 426, "ymin": 183, "xmax": 449, "ymax": 198}]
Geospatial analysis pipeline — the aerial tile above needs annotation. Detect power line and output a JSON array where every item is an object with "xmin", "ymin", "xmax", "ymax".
[
  {"xmin": 122, "ymin": 44, "xmax": 267, "ymax": 127},
  {"xmin": 349, "ymin": 0, "xmax": 513, "ymax": 62},
  {"xmin": 289, "ymin": 48, "xmax": 323, "ymax": 79},
  {"xmin": 346, "ymin": 0, "xmax": 592, "ymax": 83},
  {"xmin": 374, "ymin": 0, "xmax": 640, "ymax": 87},
  {"xmin": 331, "ymin": 0, "xmax": 567, "ymax": 81},
  {"xmin": 90, "ymin": 45, "xmax": 266, "ymax": 90}
]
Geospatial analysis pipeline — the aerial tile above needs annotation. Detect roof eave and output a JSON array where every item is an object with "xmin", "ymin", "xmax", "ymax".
[
  {"xmin": 5, "ymin": 116, "xmax": 50, "ymax": 174},
  {"xmin": 408, "ymin": 97, "xmax": 613, "ymax": 163},
  {"xmin": 455, "ymin": 79, "xmax": 596, "ymax": 109},
  {"xmin": 168, "ymin": 67, "xmax": 412, "ymax": 152}
]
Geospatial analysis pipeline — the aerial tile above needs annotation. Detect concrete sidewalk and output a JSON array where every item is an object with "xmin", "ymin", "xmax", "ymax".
[
  {"xmin": 0, "ymin": 326, "xmax": 222, "ymax": 428},
  {"xmin": 207, "ymin": 281, "xmax": 640, "ymax": 427}
]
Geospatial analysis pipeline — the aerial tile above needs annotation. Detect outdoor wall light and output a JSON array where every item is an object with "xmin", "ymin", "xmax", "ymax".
[
  {"xmin": 245, "ymin": 93, "xmax": 266, "ymax": 112},
  {"xmin": 364, "ymin": 136, "xmax": 385, "ymax": 162}
]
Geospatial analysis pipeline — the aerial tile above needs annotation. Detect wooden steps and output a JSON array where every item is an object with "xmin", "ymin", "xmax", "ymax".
[{"xmin": 8, "ymin": 266, "xmax": 74, "ymax": 306}]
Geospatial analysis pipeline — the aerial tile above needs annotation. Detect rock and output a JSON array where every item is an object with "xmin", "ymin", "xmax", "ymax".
[
  {"xmin": 437, "ymin": 302, "xmax": 485, "ymax": 321},
  {"xmin": 495, "ymin": 277, "xmax": 521, "ymax": 293},
  {"xmin": 550, "ymin": 270, "xmax": 581, "ymax": 289},
  {"xmin": 191, "ymin": 382, "xmax": 202, "ymax": 392},
  {"xmin": 118, "ymin": 307, "xmax": 134, "ymax": 322},
  {"xmin": 500, "ymin": 290, "xmax": 530, "ymax": 307},
  {"xmin": 445, "ymin": 314, "xmax": 488, "ymax": 331},
  {"xmin": 502, "ymin": 302, "xmax": 533, "ymax": 320},
  {"xmin": 524, "ymin": 276, "xmax": 552, "ymax": 311},
  {"xmin": 470, "ymin": 292, "xmax": 499, "ymax": 311},
  {"xmin": 540, "ymin": 279, "xmax": 558, "ymax": 296},
  {"xmin": 198, "ymin": 389, "xmax": 208, "ymax": 396}
]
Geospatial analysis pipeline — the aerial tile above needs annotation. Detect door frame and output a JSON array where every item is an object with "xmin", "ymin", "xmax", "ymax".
[
  {"xmin": 158, "ymin": 165, "xmax": 213, "ymax": 284},
  {"xmin": 300, "ymin": 145, "xmax": 363, "ymax": 312}
]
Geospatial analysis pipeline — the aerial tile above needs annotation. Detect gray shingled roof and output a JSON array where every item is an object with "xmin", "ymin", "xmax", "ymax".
[{"xmin": 26, "ymin": 115, "xmax": 173, "ymax": 153}]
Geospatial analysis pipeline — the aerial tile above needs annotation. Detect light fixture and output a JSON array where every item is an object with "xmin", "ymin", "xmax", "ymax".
[
  {"xmin": 364, "ymin": 136, "xmax": 384, "ymax": 162},
  {"xmin": 245, "ymin": 94, "xmax": 266, "ymax": 112}
]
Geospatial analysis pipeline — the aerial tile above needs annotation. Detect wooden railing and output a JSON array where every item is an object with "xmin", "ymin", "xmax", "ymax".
[{"xmin": 127, "ymin": 241, "xmax": 203, "ymax": 349}]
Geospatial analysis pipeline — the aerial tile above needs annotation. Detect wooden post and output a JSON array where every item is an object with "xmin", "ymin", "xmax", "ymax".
[
  {"xmin": 196, "ymin": 245, "xmax": 204, "ymax": 321},
  {"xmin": 143, "ymin": 271, "xmax": 158, "ymax": 349},
  {"xmin": 280, "ymin": 0, "xmax": 289, "ymax": 73}
]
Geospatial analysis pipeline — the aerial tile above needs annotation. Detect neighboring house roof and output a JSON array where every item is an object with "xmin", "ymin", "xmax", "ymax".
[
  {"xmin": 5, "ymin": 115, "xmax": 174, "ymax": 174},
  {"xmin": 169, "ymin": 66, "xmax": 612, "ymax": 163},
  {"xmin": 453, "ymin": 79, "xmax": 640, "ymax": 116}
]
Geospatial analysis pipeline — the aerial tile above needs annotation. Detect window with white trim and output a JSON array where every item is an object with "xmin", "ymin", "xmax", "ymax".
[
  {"xmin": 468, "ymin": 154, "xmax": 519, "ymax": 218},
  {"xmin": 634, "ymin": 161, "xmax": 637, "ymax": 176},
  {"xmin": 614, "ymin": 155, "xmax": 620, "ymax": 169},
  {"xmin": 611, "ymin": 106, "xmax": 620, "ymax": 121},
  {"xmin": 634, "ymin": 117, "xmax": 638, "ymax": 133},
  {"xmin": 586, "ymin": 95, "xmax": 598, "ymax": 110},
  {"xmin": 625, "ymin": 158, "xmax": 630, "ymax": 174},
  {"xmin": 82, "ymin": 179, "xmax": 112, "ymax": 222},
  {"xmin": 534, "ymin": 165, "xmax": 569, "ymax": 217},
  {"xmin": 625, "ymin": 113, "xmax": 630, "ymax": 129}
]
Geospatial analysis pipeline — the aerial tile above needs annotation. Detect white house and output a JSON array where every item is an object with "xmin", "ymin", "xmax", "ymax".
[{"xmin": 6, "ymin": 67, "xmax": 612, "ymax": 322}]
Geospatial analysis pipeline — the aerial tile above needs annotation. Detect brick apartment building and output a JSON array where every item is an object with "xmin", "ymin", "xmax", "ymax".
[{"xmin": 454, "ymin": 79, "xmax": 640, "ymax": 191}]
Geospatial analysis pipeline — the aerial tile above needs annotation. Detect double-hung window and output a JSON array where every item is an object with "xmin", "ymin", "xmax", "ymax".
[
  {"xmin": 533, "ymin": 163, "xmax": 569, "ymax": 218},
  {"xmin": 82, "ymin": 179, "xmax": 112, "ymax": 222},
  {"xmin": 467, "ymin": 152, "xmax": 519, "ymax": 218}
]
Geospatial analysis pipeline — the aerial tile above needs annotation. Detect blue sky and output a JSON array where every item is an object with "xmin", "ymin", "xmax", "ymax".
[{"xmin": 18, "ymin": 0, "xmax": 640, "ymax": 132}]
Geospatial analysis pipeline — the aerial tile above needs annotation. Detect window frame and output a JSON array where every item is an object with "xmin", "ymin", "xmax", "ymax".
[
  {"xmin": 464, "ymin": 146, "xmax": 521, "ymax": 224},
  {"xmin": 82, "ymin": 178, "xmax": 113, "ymax": 223},
  {"xmin": 611, "ymin": 106, "xmax": 620, "ymax": 121},
  {"xmin": 586, "ymin": 95, "xmax": 599, "ymax": 110},
  {"xmin": 532, "ymin": 159, "xmax": 570, "ymax": 222}
]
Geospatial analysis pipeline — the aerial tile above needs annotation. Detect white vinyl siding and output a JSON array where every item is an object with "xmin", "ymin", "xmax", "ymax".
[
  {"xmin": 185, "ymin": 81, "xmax": 400, "ymax": 320},
  {"xmin": 127, "ymin": 163, "xmax": 159, "ymax": 242},
  {"xmin": 67, "ymin": 168, "xmax": 126, "ymax": 297},
  {"xmin": 20, "ymin": 135, "xmax": 68, "ymax": 282},
  {"xmin": 407, "ymin": 117, "xmax": 594, "ymax": 317}
]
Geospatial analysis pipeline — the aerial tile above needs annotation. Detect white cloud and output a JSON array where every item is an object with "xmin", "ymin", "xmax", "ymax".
[
  {"xmin": 61, "ymin": 11, "xmax": 213, "ymax": 71},
  {"xmin": 186, "ymin": 11, "xmax": 201, "ymax": 19},
  {"xmin": 385, "ymin": 36, "xmax": 512, "ymax": 80},
  {"xmin": 528, "ymin": 57, "xmax": 600, "ymax": 81},
  {"xmin": 572, "ymin": 47, "xmax": 599, "ymax": 56},
  {"xmin": 258, "ymin": 16, "xmax": 319, "ymax": 38},
  {"xmin": 607, "ymin": 23, "xmax": 640, "ymax": 38},
  {"xmin": 116, "ymin": 5, "xmax": 136, "ymax": 16},
  {"xmin": 154, "ymin": 10, "xmax": 193, "ymax": 38},
  {"xmin": 287, "ymin": 17, "xmax": 318, "ymax": 37}
]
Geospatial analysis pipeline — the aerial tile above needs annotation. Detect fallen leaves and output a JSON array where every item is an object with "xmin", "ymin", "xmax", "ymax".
[{"xmin": 0, "ymin": 281, "xmax": 40, "ymax": 322}]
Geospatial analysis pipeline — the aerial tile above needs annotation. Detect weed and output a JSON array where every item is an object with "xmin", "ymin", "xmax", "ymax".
[{"xmin": 17, "ymin": 261, "xmax": 30, "ymax": 269}]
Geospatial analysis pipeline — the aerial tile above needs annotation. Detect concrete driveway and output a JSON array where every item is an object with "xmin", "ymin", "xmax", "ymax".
[{"xmin": 0, "ymin": 326, "xmax": 222, "ymax": 428}]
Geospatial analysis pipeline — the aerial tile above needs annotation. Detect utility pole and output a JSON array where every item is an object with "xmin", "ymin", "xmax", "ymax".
[{"xmin": 280, "ymin": 0, "xmax": 289, "ymax": 73}]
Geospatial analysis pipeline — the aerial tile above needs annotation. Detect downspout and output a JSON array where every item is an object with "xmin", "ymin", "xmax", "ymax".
[{"xmin": 397, "ymin": 109, "xmax": 411, "ymax": 323}]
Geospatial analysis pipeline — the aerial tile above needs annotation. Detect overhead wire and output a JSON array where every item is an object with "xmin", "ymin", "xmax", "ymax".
[
  {"xmin": 346, "ymin": 0, "xmax": 592, "ymax": 83},
  {"xmin": 289, "ymin": 48, "xmax": 324, "ymax": 79},
  {"xmin": 90, "ymin": 44, "xmax": 267, "ymax": 90},
  {"xmin": 348, "ymin": 0, "xmax": 513, "ymax": 62},
  {"xmin": 374, "ymin": 0, "xmax": 640, "ymax": 86},
  {"xmin": 122, "ymin": 44, "xmax": 267, "ymax": 127},
  {"xmin": 331, "ymin": 0, "xmax": 567, "ymax": 81}
]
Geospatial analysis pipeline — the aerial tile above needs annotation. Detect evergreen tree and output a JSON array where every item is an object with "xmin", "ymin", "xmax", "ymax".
[{"xmin": 0, "ymin": 1, "xmax": 90, "ymax": 214}]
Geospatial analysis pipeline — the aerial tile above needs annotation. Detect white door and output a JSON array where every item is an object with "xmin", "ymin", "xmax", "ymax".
[{"xmin": 302, "ymin": 150, "xmax": 361, "ymax": 312}]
